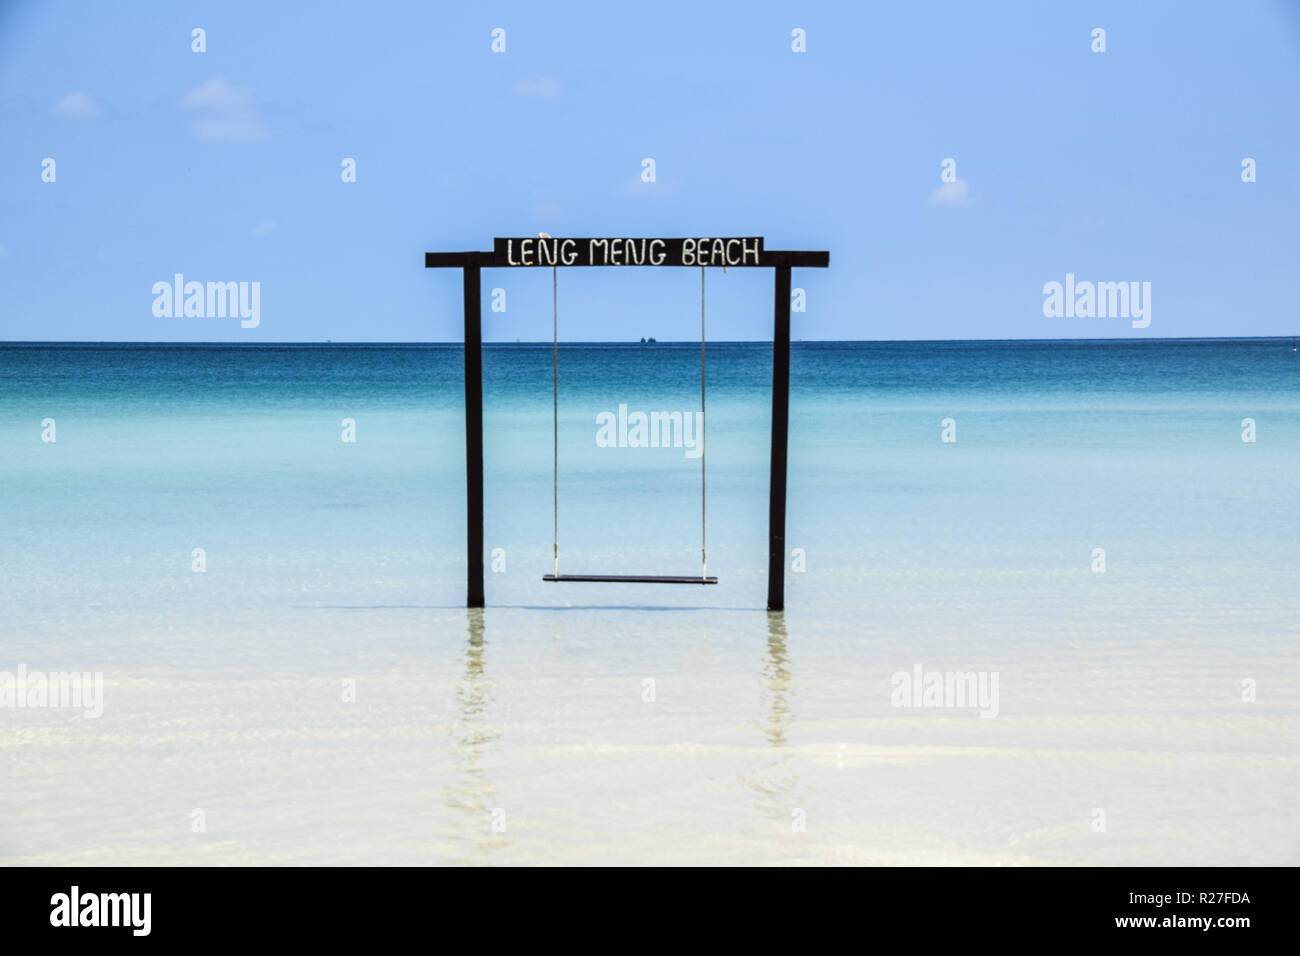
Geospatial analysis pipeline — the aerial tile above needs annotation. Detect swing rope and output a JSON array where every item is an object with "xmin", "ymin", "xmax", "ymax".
[
  {"xmin": 547, "ymin": 265, "xmax": 715, "ymax": 584},
  {"xmin": 552, "ymin": 264, "xmax": 559, "ymax": 579},
  {"xmin": 700, "ymin": 266, "xmax": 707, "ymax": 580}
]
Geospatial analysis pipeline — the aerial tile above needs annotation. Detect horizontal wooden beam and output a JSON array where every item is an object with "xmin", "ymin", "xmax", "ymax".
[
  {"xmin": 763, "ymin": 250, "xmax": 829, "ymax": 268},
  {"xmin": 425, "ymin": 251, "xmax": 496, "ymax": 268}
]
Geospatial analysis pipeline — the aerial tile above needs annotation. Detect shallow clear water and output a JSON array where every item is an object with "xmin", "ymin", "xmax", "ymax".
[{"xmin": 1, "ymin": 340, "xmax": 1297, "ymax": 864}]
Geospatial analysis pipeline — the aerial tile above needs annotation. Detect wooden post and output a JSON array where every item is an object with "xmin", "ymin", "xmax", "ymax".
[
  {"xmin": 767, "ymin": 265, "xmax": 791, "ymax": 612},
  {"xmin": 463, "ymin": 266, "xmax": 485, "ymax": 608}
]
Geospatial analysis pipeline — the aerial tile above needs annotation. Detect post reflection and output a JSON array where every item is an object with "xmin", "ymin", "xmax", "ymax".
[
  {"xmin": 442, "ymin": 608, "xmax": 506, "ymax": 861},
  {"xmin": 762, "ymin": 611, "xmax": 795, "ymax": 747},
  {"xmin": 743, "ymin": 612, "xmax": 803, "ymax": 830}
]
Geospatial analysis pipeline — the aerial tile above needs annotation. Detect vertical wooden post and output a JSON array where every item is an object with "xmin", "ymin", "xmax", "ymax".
[
  {"xmin": 464, "ymin": 266, "xmax": 485, "ymax": 608},
  {"xmin": 767, "ymin": 265, "xmax": 791, "ymax": 612}
]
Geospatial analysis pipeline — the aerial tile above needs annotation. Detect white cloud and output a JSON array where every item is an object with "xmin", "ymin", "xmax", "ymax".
[
  {"xmin": 928, "ymin": 181, "xmax": 970, "ymax": 206},
  {"xmin": 54, "ymin": 91, "xmax": 99, "ymax": 119},
  {"xmin": 251, "ymin": 220, "xmax": 276, "ymax": 235},
  {"xmin": 513, "ymin": 76, "xmax": 562, "ymax": 99},
  {"xmin": 184, "ymin": 77, "xmax": 268, "ymax": 142}
]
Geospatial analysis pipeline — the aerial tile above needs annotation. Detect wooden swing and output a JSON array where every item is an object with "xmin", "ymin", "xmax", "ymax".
[
  {"xmin": 543, "ymin": 265, "xmax": 717, "ymax": 584},
  {"xmin": 424, "ymin": 236, "xmax": 829, "ymax": 610}
]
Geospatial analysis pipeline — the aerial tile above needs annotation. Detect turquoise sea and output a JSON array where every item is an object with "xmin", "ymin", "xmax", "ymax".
[{"xmin": 1, "ymin": 339, "xmax": 1297, "ymax": 864}]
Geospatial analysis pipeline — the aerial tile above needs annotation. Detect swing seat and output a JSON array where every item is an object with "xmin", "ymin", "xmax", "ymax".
[{"xmin": 543, "ymin": 573, "xmax": 718, "ymax": 584}]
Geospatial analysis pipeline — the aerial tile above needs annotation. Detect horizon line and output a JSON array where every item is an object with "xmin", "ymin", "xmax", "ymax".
[{"xmin": 0, "ymin": 335, "xmax": 1295, "ymax": 347}]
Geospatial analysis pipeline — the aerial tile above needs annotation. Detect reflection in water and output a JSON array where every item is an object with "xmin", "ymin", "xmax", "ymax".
[
  {"xmin": 762, "ymin": 612, "xmax": 795, "ymax": 747},
  {"xmin": 442, "ymin": 608, "xmax": 507, "ymax": 862},
  {"xmin": 742, "ymin": 613, "xmax": 804, "ymax": 838}
]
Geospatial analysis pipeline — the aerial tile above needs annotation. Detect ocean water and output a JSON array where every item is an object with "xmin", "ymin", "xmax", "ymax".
[{"xmin": 1, "ymin": 339, "xmax": 1297, "ymax": 865}]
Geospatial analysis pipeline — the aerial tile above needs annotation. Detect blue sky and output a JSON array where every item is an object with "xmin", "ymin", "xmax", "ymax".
[{"xmin": 1, "ymin": 0, "xmax": 1298, "ymax": 342}]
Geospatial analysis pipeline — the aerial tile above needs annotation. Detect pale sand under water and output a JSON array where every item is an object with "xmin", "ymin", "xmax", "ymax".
[{"xmin": 4, "ymin": 596, "xmax": 1295, "ymax": 866}]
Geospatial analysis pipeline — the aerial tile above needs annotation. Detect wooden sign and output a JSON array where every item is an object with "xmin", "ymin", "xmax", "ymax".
[{"xmin": 494, "ymin": 237, "xmax": 764, "ymax": 268}]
